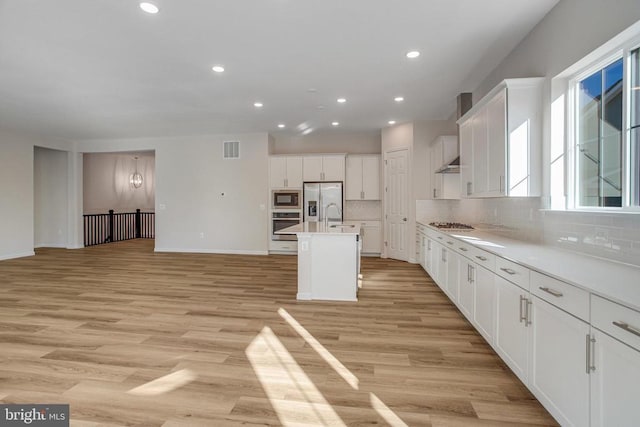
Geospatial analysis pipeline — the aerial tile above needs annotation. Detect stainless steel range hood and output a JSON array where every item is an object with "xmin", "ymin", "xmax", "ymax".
[{"xmin": 435, "ymin": 156, "xmax": 460, "ymax": 174}]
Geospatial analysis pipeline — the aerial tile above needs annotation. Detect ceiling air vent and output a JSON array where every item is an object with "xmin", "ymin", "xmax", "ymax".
[{"xmin": 223, "ymin": 141, "xmax": 240, "ymax": 159}]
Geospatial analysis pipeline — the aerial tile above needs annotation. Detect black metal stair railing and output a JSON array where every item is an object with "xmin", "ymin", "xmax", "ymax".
[{"xmin": 83, "ymin": 209, "xmax": 155, "ymax": 247}]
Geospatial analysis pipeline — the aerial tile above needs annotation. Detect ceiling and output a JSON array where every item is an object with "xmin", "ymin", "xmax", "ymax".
[{"xmin": 0, "ymin": 0, "xmax": 559, "ymax": 141}]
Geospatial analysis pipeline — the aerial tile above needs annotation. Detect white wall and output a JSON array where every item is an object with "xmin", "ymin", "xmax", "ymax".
[
  {"xmin": 34, "ymin": 147, "xmax": 68, "ymax": 248},
  {"xmin": 83, "ymin": 152, "xmax": 155, "ymax": 214},
  {"xmin": 79, "ymin": 133, "xmax": 270, "ymax": 255},
  {"xmin": 271, "ymin": 130, "xmax": 380, "ymax": 154}
]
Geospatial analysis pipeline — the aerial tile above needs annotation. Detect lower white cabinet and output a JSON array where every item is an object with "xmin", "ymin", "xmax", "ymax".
[
  {"xmin": 457, "ymin": 257, "xmax": 475, "ymax": 321},
  {"xmin": 495, "ymin": 276, "xmax": 530, "ymax": 384},
  {"xmin": 590, "ymin": 329, "xmax": 640, "ymax": 426},
  {"xmin": 529, "ymin": 296, "xmax": 590, "ymax": 427},
  {"xmin": 444, "ymin": 247, "xmax": 459, "ymax": 303},
  {"xmin": 361, "ymin": 222, "xmax": 382, "ymax": 254},
  {"xmin": 474, "ymin": 265, "xmax": 496, "ymax": 345}
]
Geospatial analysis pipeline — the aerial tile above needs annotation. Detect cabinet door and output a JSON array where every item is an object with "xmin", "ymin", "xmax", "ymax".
[
  {"xmin": 303, "ymin": 156, "xmax": 323, "ymax": 181},
  {"xmin": 530, "ymin": 296, "xmax": 590, "ymax": 427},
  {"xmin": 459, "ymin": 121, "xmax": 474, "ymax": 197},
  {"xmin": 472, "ymin": 109, "xmax": 489, "ymax": 196},
  {"xmin": 590, "ymin": 329, "xmax": 640, "ymax": 426},
  {"xmin": 361, "ymin": 156, "xmax": 380, "ymax": 200},
  {"xmin": 269, "ymin": 157, "xmax": 287, "ymax": 188},
  {"xmin": 446, "ymin": 249, "xmax": 459, "ymax": 303},
  {"xmin": 322, "ymin": 155, "xmax": 345, "ymax": 181},
  {"xmin": 458, "ymin": 259, "xmax": 475, "ymax": 321},
  {"xmin": 474, "ymin": 265, "xmax": 495, "ymax": 345},
  {"xmin": 429, "ymin": 241, "xmax": 442, "ymax": 286},
  {"xmin": 345, "ymin": 156, "xmax": 363, "ymax": 200},
  {"xmin": 425, "ymin": 238, "xmax": 433, "ymax": 274},
  {"xmin": 486, "ymin": 89, "xmax": 507, "ymax": 196},
  {"xmin": 495, "ymin": 276, "xmax": 529, "ymax": 384},
  {"xmin": 286, "ymin": 157, "xmax": 303, "ymax": 188},
  {"xmin": 417, "ymin": 233, "xmax": 426, "ymax": 268},
  {"xmin": 431, "ymin": 141, "xmax": 444, "ymax": 199},
  {"xmin": 437, "ymin": 245, "xmax": 448, "ymax": 292},
  {"xmin": 361, "ymin": 225, "xmax": 381, "ymax": 254}
]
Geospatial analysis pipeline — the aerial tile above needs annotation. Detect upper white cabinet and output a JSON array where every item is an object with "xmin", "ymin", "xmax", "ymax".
[
  {"xmin": 458, "ymin": 78, "xmax": 543, "ymax": 198},
  {"xmin": 346, "ymin": 155, "xmax": 381, "ymax": 200},
  {"xmin": 269, "ymin": 156, "xmax": 303, "ymax": 188},
  {"xmin": 430, "ymin": 135, "xmax": 460, "ymax": 199},
  {"xmin": 303, "ymin": 155, "xmax": 345, "ymax": 182}
]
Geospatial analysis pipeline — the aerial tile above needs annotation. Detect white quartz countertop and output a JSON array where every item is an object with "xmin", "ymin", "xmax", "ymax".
[
  {"xmin": 278, "ymin": 221, "xmax": 360, "ymax": 235},
  {"xmin": 417, "ymin": 219, "xmax": 640, "ymax": 312}
]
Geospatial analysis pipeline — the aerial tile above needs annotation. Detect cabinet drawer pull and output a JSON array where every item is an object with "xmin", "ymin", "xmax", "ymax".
[
  {"xmin": 539, "ymin": 286, "xmax": 563, "ymax": 298},
  {"xmin": 459, "ymin": 247, "xmax": 468, "ymax": 252},
  {"xmin": 475, "ymin": 255, "xmax": 487, "ymax": 261},
  {"xmin": 446, "ymin": 241, "xmax": 453, "ymax": 245},
  {"xmin": 585, "ymin": 334, "xmax": 597, "ymax": 373},
  {"xmin": 500, "ymin": 267, "xmax": 517, "ymax": 275},
  {"xmin": 519, "ymin": 295, "xmax": 526, "ymax": 323},
  {"xmin": 612, "ymin": 321, "xmax": 640, "ymax": 338},
  {"xmin": 437, "ymin": 236, "xmax": 443, "ymax": 240}
]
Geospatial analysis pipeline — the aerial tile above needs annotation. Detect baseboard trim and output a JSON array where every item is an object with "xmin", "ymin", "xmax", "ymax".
[
  {"xmin": 154, "ymin": 247, "xmax": 268, "ymax": 256},
  {"xmin": 296, "ymin": 292, "xmax": 312, "ymax": 300},
  {"xmin": 34, "ymin": 243, "xmax": 67, "ymax": 249},
  {"xmin": 0, "ymin": 251, "xmax": 35, "ymax": 261}
]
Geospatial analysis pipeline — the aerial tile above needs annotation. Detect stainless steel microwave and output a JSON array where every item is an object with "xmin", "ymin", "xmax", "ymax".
[{"xmin": 272, "ymin": 190, "xmax": 301, "ymax": 209}]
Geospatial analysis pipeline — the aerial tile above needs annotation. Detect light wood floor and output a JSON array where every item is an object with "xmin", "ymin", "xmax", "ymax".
[{"xmin": 0, "ymin": 239, "xmax": 557, "ymax": 426}]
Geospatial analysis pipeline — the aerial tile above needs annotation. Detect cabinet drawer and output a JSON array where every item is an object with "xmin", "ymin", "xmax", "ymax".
[
  {"xmin": 416, "ymin": 223, "xmax": 427, "ymax": 234},
  {"xmin": 468, "ymin": 246, "xmax": 495, "ymax": 271},
  {"xmin": 531, "ymin": 271, "xmax": 589, "ymax": 322},
  {"xmin": 495, "ymin": 257, "xmax": 529, "ymax": 290},
  {"xmin": 454, "ymin": 241, "xmax": 474, "ymax": 259},
  {"xmin": 592, "ymin": 295, "xmax": 640, "ymax": 352}
]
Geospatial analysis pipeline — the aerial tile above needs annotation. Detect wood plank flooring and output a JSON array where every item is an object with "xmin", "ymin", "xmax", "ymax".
[{"xmin": 0, "ymin": 240, "xmax": 557, "ymax": 426}]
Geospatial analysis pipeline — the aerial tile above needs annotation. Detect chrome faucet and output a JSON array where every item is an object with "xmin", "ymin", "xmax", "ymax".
[{"xmin": 324, "ymin": 202, "xmax": 342, "ymax": 226}]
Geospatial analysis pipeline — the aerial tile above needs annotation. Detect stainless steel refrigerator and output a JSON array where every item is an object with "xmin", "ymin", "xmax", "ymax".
[{"xmin": 303, "ymin": 182, "xmax": 343, "ymax": 223}]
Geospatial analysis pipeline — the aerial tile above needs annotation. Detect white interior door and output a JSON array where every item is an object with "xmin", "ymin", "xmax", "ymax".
[{"xmin": 385, "ymin": 149, "xmax": 408, "ymax": 261}]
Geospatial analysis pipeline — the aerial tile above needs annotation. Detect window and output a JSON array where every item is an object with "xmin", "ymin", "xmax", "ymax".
[
  {"xmin": 632, "ymin": 48, "xmax": 640, "ymax": 204},
  {"xmin": 576, "ymin": 58, "xmax": 623, "ymax": 207},
  {"xmin": 570, "ymin": 44, "xmax": 640, "ymax": 209}
]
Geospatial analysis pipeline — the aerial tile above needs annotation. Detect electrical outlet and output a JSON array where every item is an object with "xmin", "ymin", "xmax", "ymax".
[{"xmin": 595, "ymin": 228, "xmax": 609, "ymax": 242}]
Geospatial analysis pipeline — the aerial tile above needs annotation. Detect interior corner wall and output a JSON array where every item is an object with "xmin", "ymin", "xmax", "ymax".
[
  {"xmin": 34, "ymin": 147, "xmax": 68, "ymax": 248},
  {"xmin": 0, "ymin": 135, "xmax": 35, "ymax": 260},
  {"xmin": 413, "ymin": 119, "xmax": 458, "ymax": 201}
]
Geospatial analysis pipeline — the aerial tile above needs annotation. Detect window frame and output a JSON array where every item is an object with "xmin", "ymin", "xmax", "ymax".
[{"xmin": 566, "ymin": 35, "xmax": 640, "ymax": 212}]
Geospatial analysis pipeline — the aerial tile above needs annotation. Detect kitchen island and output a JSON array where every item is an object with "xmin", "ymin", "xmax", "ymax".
[{"xmin": 278, "ymin": 222, "xmax": 360, "ymax": 301}]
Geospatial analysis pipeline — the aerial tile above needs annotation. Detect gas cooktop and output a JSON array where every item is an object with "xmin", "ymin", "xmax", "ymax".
[{"xmin": 429, "ymin": 222, "xmax": 474, "ymax": 230}]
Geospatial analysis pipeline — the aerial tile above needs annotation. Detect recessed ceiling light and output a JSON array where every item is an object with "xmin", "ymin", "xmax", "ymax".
[
  {"xmin": 406, "ymin": 50, "xmax": 420, "ymax": 59},
  {"xmin": 337, "ymin": 98, "xmax": 347, "ymax": 103},
  {"xmin": 394, "ymin": 96, "xmax": 404, "ymax": 102},
  {"xmin": 331, "ymin": 122, "xmax": 339, "ymax": 126},
  {"xmin": 388, "ymin": 120, "xmax": 396, "ymax": 125},
  {"xmin": 212, "ymin": 65, "xmax": 225, "ymax": 73},
  {"xmin": 254, "ymin": 102, "xmax": 263, "ymax": 108},
  {"xmin": 278, "ymin": 124, "xmax": 285, "ymax": 128},
  {"xmin": 139, "ymin": 2, "xmax": 159, "ymax": 14}
]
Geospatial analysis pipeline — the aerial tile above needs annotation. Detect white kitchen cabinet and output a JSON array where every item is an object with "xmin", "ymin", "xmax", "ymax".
[
  {"xmin": 360, "ymin": 221, "xmax": 382, "ymax": 254},
  {"xmin": 445, "ymin": 246, "xmax": 459, "ymax": 303},
  {"xmin": 590, "ymin": 295, "xmax": 640, "ymax": 426},
  {"xmin": 270, "ymin": 156, "xmax": 303, "ymax": 188},
  {"xmin": 425, "ymin": 237, "xmax": 433, "ymax": 273},
  {"xmin": 458, "ymin": 78, "xmax": 543, "ymax": 198},
  {"xmin": 430, "ymin": 240, "xmax": 444, "ymax": 288},
  {"xmin": 495, "ymin": 275, "xmax": 530, "ymax": 384},
  {"xmin": 416, "ymin": 230, "xmax": 426, "ymax": 269},
  {"xmin": 473, "ymin": 264, "xmax": 496, "ymax": 345},
  {"xmin": 304, "ymin": 155, "xmax": 345, "ymax": 182},
  {"xmin": 458, "ymin": 257, "xmax": 475, "ymax": 322},
  {"xmin": 430, "ymin": 135, "xmax": 459, "ymax": 200},
  {"xmin": 346, "ymin": 155, "xmax": 380, "ymax": 200},
  {"xmin": 529, "ymin": 296, "xmax": 590, "ymax": 427}
]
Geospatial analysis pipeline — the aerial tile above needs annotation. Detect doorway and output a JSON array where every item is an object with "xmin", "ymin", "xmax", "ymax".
[{"xmin": 384, "ymin": 149, "xmax": 409, "ymax": 261}]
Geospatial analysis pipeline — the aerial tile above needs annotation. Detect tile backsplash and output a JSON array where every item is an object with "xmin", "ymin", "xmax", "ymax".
[
  {"xmin": 345, "ymin": 200, "xmax": 382, "ymax": 221},
  {"xmin": 416, "ymin": 198, "xmax": 640, "ymax": 267}
]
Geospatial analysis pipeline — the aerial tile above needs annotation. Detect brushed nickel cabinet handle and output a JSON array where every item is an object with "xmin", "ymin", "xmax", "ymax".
[
  {"xmin": 519, "ymin": 295, "xmax": 526, "ymax": 323},
  {"xmin": 539, "ymin": 286, "xmax": 563, "ymax": 298},
  {"xmin": 437, "ymin": 236, "xmax": 443, "ymax": 240},
  {"xmin": 526, "ymin": 299, "xmax": 532, "ymax": 326},
  {"xmin": 469, "ymin": 265, "xmax": 474, "ymax": 283},
  {"xmin": 500, "ymin": 267, "xmax": 517, "ymax": 275},
  {"xmin": 613, "ymin": 321, "xmax": 640, "ymax": 338},
  {"xmin": 586, "ymin": 334, "xmax": 596, "ymax": 374},
  {"xmin": 459, "ymin": 247, "xmax": 468, "ymax": 252},
  {"xmin": 475, "ymin": 255, "xmax": 487, "ymax": 261},
  {"xmin": 433, "ymin": 188, "xmax": 437, "ymax": 198},
  {"xmin": 447, "ymin": 241, "xmax": 453, "ymax": 245}
]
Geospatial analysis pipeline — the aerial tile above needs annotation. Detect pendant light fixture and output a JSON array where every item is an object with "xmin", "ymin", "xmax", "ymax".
[{"xmin": 130, "ymin": 156, "xmax": 143, "ymax": 189}]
